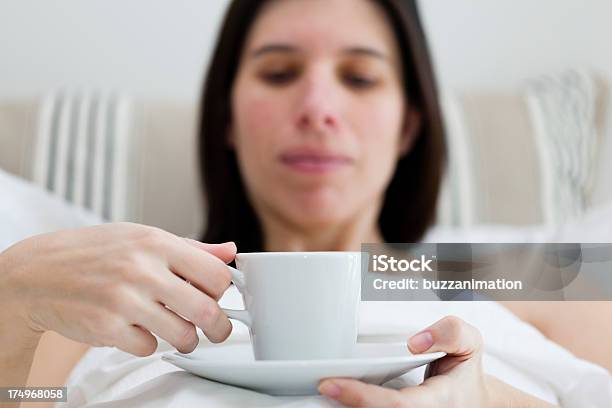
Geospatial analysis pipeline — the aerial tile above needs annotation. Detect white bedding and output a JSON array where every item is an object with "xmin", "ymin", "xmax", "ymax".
[
  {"xmin": 0, "ymin": 169, "xmax": 101, "ymax": 252},
  {"xmin": 62, "ymin": 204, "xmax": 612, "ymax": 407},
  {"xmin": 1, "ymin": 169, "xmax": 611, "ymax": 407},
  {"xmin": 63, "ymin": 286, "xmax": 611, "ymax": 407}
]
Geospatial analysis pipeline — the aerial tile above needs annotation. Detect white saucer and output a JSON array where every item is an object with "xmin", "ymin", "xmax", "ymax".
[{"xmin": 162, "ymin": 343, "xmax": 445, "ymax": 396}]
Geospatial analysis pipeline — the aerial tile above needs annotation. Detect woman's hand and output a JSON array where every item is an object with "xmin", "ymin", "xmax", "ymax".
[
  {"xmin": 318, "ymin": 316, "xmax": 556, "ymax": 408},
  {"xmin": 0, "ymin": 223, "xmax": 236, "ymax": 358}
]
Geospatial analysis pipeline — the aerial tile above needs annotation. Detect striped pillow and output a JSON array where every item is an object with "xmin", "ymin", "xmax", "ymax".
[{"xmin": 33, "ymin": 91, "xmax": 132, "ymax": 222}]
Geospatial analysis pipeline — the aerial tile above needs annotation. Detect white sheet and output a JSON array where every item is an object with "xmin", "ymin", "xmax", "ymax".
[{"xmin": 63, "ymin": 284, "xmax": 612, "ymax": 408}]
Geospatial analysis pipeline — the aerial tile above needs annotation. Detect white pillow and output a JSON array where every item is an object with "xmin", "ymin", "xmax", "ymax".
[
  {"xmin": 0, "ymin": 169, "xmax": 101, "ymax": 252},
  {"xmin": 426, "ymin": 200, "xmax": 612, "ymax": 243}
]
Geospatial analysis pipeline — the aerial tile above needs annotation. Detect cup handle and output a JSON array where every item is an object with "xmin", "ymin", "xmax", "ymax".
[{"xmin": 221, "ymin": 265, "xmax": 252, "ymax": 327}]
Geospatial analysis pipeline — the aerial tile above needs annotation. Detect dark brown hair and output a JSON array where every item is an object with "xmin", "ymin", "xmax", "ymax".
[{"xmin": 200, "ymin": 0, "xmax": 446, "ymax": 251}]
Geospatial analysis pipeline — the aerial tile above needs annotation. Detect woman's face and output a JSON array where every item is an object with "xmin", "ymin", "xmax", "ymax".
[{"xmin": 231, "ymin": 0, "xmax": 415, "ymax": 231}]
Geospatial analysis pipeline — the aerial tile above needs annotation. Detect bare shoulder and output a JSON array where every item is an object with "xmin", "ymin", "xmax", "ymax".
[
  {"xmin": 27, "ymin": 331, "xmax": 90, "ymax": 387},
  {"xmin": 500, "ymin": 301, "xmax": 612, "ymax": 372}
]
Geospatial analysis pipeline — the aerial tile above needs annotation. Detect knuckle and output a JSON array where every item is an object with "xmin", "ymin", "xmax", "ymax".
[
  {"xmin": 113, "ymin": 262, "xmax": 136, "ymax": 284},
  {"xmin": 115, "ymin": 251, "xmax": 144, "ymax": 274},
  {"xmin": 133, "ymin": 337, "xmax": 158, "ymax": 357},
  {"xmin": 139, "ymin": 226, "xmax": 171, "ymax": 251},
  {"xmin": 440, "ymin": 315, "xmax": 483, "ymax": 351},
  {"xmin": 93, "ymin": 314, "xmax": 124, "ymax": 346},
  {"xmin": 195, "ymin": 302, "xmax": 221, "ymax": 328},
  {"xmin": 106, "ymin": 286, "xmax": 136, "ymax": 315},
  {"xmin": 113, "ymin": 252, "xmax": 152, "ymax": 285},
  {"xmin": 141, "ymin": 268, "xmax": 165, "ymax": 295},
  {"xmin": 442, "ymin": 315, "xmax": 464, "ymax": 335},
  {"xmin": 210, "ymin": 267, "xmax": 232, "ymax": 300},
  {"xmin": 208, "ymin": 318, "xmax": 232, "ymax": 343},
  {"xmin": 96, "ymin": 278, "xmax": 122, "ymax": 303},
  {"xmin": 175, "ymin": 323, "xmax": 198, "ymax": 352},
  {"xmin": 106, "ymin": 315, "xmax": 126, "ymax": 334}
]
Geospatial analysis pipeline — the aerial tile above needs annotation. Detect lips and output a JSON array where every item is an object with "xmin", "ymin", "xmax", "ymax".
[{"xmin": 279, "ymin": 149, "xmax": 354, "ymax": 174}]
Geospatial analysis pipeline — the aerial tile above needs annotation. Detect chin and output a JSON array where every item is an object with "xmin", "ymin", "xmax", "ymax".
[
  {"xmin": 283, "ymin": 200, "xmax": 354, "ymax": 230},
  {"xmin": 271, "ymin": 186, "xmax": 360, "ymax": 227}
]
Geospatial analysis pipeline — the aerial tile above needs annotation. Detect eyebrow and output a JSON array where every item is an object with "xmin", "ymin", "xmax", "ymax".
[
  {"xmin": 250, "ymin": 43, "xmax": 389, "ymax": 61},
  {"xmin": 250, "ymin": 44, "xmax": 298, "ymax": 59},
  {"xmin": 342, "ymin": 46, "xmax": 389, "ymax": 61}
]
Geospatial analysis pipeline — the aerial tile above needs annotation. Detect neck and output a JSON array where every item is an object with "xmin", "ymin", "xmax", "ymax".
[{"xmin": 260, "ymin": 203, "xmax": 384, "ymax": 252}]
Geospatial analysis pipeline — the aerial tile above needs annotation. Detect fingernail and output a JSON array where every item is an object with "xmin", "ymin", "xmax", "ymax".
[
  {"xmin": 409, "ymin": 331, "xmax": 434, "ymax": 353},
  {"xmin": 222, "ymin": 241, "xmax": 237, "ymax": 251},
  {"xmin": 319, "ymin": 380, "xmax": 342, "ymax": 398}
]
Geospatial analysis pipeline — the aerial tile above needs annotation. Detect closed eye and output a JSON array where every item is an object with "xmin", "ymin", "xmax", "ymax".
[
  {"xmin": 343, "ymin": 74, "xmax": 377, "ymax": 89},
  {"xmin": 261, "ymin": 70, "xmax": 298, "ymax": 85}
]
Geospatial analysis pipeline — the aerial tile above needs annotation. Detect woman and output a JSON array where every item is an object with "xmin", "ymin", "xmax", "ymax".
[{"xmin": 0, "ymin": 0, "xmax": 609, "ymax": 407}]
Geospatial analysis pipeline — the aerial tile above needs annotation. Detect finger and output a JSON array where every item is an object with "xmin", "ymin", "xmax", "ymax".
[
  {"xmin": 162, "ymin": 237, "xmax": 233, "ymax": 300},
  {"xmin": 129, "ymin": 297, "xmax": 200, "ymax": 354},
  {"xmin": 183, "ymin": 239, "xmax": 237, "ymax": 264},
  {"xmin": 318, "ymin": 378, "xmax": 403, "ymax": 407},
  {"xmin": 408, "ymin": 316, "xmax": 482, "ymax": 355},
  {"xmin": 113, "ymin": 324, "xmax": 159, "ymax": 357},
  {"xmin": 154, "ymin": 273, "xmax": 232, "ymax": 343},
  {"xmin": 408, "ymin": 316, "xmax": 483, "ymax": 373}
]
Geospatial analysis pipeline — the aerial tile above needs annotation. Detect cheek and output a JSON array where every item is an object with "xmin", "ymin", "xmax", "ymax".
[
  {"xmin": 232, "ymin": 83, "xmax": 292, "ymax": 195},
  {"xmin": 354, "ymin": 94, "xmax": 404, "ymax": 173},
  {"xmin": 234, "ymin": 91, "xmax": 284, "ymax": 148}
]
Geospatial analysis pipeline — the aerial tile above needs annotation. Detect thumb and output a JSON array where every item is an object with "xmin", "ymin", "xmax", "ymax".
[
  {"xmin": 183, "ymin": 238, "xmax": 237, "ymax": 264},
  {"xmin": 408, "ymin": 316, "xmax": 483, "ymax": 374}
]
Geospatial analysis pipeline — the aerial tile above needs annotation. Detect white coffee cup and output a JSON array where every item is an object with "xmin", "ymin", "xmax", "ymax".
[{"xmin": 222, "ymin": 252, "xmax": 362, "ymax": 360}]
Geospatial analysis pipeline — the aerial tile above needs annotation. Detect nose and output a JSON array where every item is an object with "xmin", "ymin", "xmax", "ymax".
[
  {"xmin": 294, "ymin": 72, "xmax": 340, "ymax": 134},
  {"xmin": 297, "ymin": 112, "xmax": 337, "ymax": 130}
]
